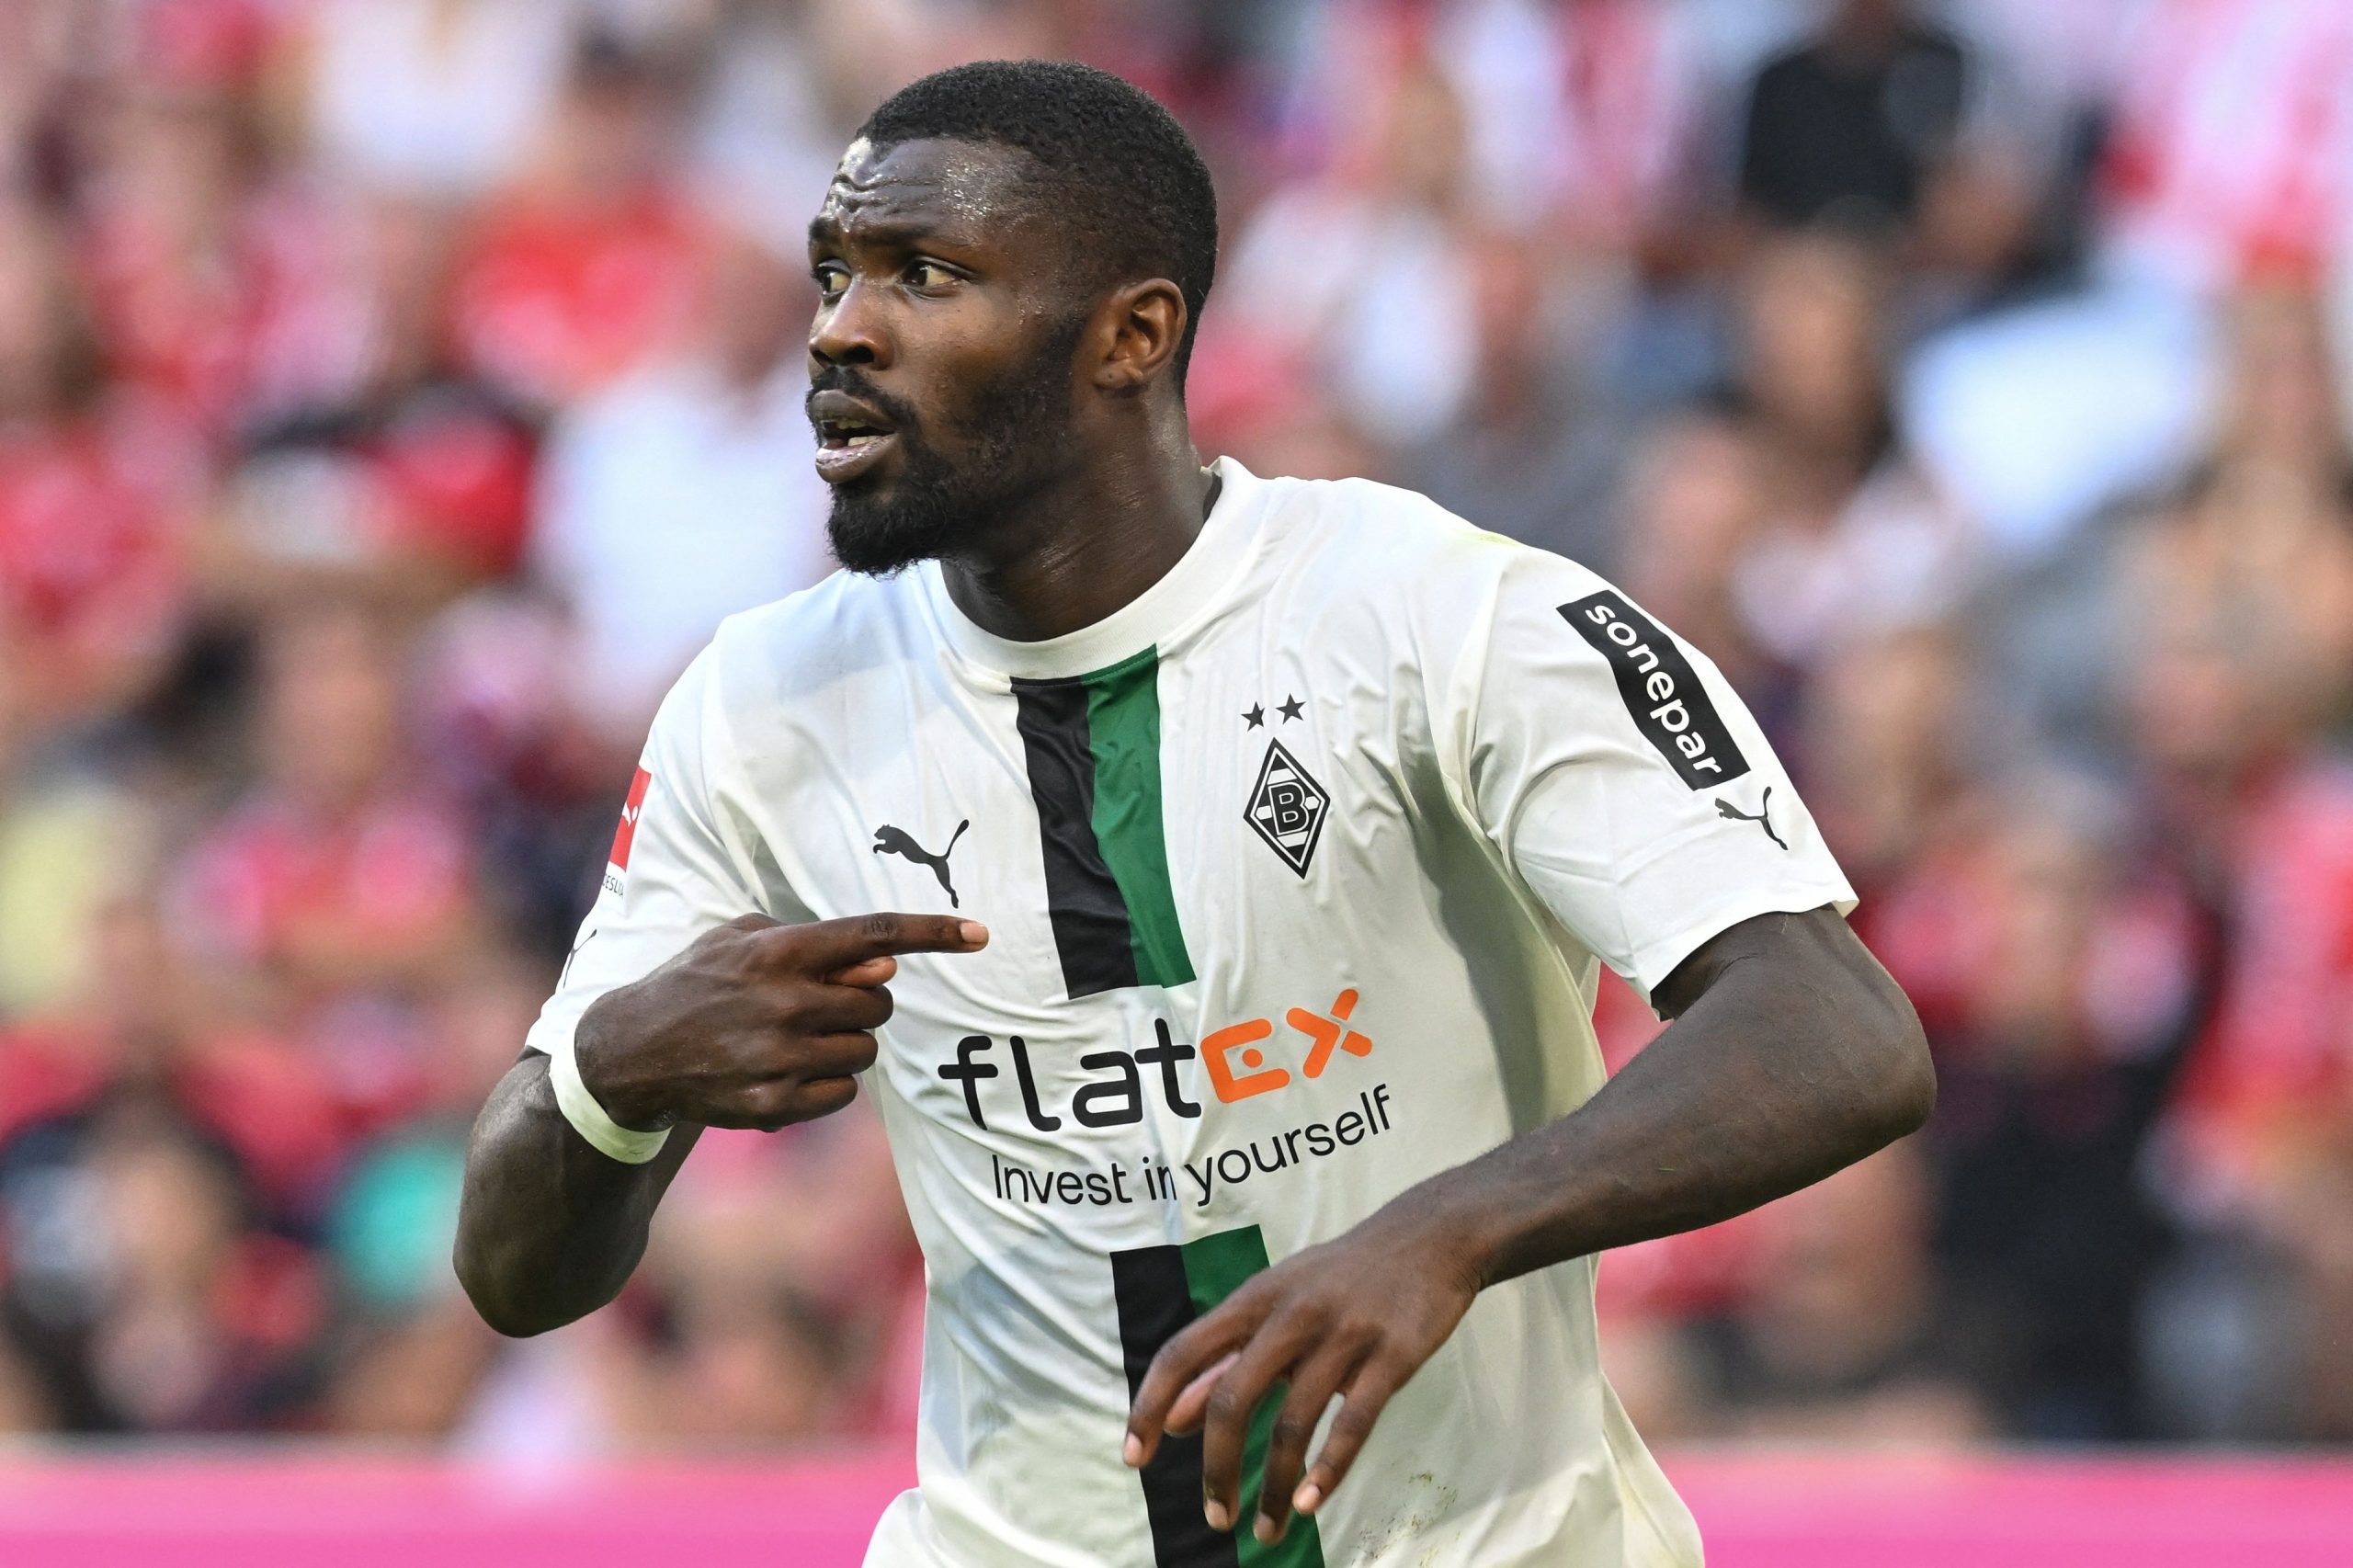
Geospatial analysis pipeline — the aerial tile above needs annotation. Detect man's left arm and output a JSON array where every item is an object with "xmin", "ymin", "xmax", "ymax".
[
  {"xmin": 1124, "ymin": 903, "xmax": 1930, "ymax": 1544},
  {"xmin": 1126, "ymin": 548, "xmax": 1932, "ymax": 1545}
]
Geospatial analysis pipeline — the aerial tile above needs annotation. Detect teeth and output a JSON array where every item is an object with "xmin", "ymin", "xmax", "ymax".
[{"xmin": 819, "ymin": 426, "xmax": 888, "ymax": 454}]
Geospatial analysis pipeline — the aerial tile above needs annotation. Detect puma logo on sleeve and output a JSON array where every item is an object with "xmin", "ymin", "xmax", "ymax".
[{"xmin": 1715, "ymin": 787, "xmax": 1787, "ymax": 851}]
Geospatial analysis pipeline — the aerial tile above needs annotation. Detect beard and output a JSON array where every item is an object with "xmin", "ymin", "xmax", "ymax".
[{"xmin": 821, "ymin": 314, "xmax": 1088, "ymax": 577}]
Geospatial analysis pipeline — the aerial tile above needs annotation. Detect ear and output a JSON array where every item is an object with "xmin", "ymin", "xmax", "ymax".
[{"xmin": 1089, "ymin": 278, "xmax": 1188, "ymax": 394}]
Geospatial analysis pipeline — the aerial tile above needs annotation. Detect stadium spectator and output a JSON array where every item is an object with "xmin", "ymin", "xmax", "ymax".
[
  {"xmin": 0, "ymin": 200, "xmax": 195, "ymax": 739},
  {"xmin": 166, "ymin": 602, "xmax": 481, "ymax": 1127},
  {"xmin": 1722, "ymin": 230, "xmax": 1975, "ymax": 671},
  {"xmin": 1393, "ymin": 230, "xmax": 1631, "ymax": 572},
  {"xmin": 530, "ymin": 215, "xmax": 834, "ymax": 742},
  {"xmin": 1735, "ymin": 0, "xmax": 1973, "ymax": 238},
  {"xmin": 449, "ymin": 30, "xmax": 708, "ymax": 410},
  {"xmin": 1921, "ymin": 790, "xmax": 2217, "ymax": 1438},
  {"xmin": 319, "ymin": 946, "xmax": 542, "ymax": 1438},
  {"xmin": 74, "ymin": 78, "xmax": 317, "ymax": 444},
  {"xmin": 0, "ymin": 895, "xmax": 338, "ymax": 1433},
  {"xmin": 1220, "ymin": 55, "xmax": 1484, "ymax": 448},
  {"xmin": 206, "ymin": 194, "xmax": 540, "ymax": 613}
]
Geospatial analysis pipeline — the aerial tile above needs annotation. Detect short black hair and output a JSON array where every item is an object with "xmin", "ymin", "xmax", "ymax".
[{"xmin": 856, "ymin": 60, "xmax": 1218, "ymax": 387}]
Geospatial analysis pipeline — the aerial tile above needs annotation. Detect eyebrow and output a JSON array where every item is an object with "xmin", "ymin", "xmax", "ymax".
[{"xmin": 806, "ymin": 212, "xmax": 969, "ymax": 251}]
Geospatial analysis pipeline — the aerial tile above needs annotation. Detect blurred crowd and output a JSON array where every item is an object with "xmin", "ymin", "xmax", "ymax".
[{"xmin": 0, "ymin": 0, "xmax": 2348, "ymax": 1455}]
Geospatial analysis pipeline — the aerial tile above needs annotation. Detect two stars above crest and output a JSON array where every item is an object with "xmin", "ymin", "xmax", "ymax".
[{"xmin": 1243, "ymin": 695, "xmax": 1305, "ymax": 728}]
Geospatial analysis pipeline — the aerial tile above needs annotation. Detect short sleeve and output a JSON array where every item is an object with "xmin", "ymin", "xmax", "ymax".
[
  {"xmin": 523, "ymin": 645, "xmax": 770, "ymax": 1068},
  {"xmin": 1452, "ymin": 548, "xmax": 1856, "ymax": 1002}
]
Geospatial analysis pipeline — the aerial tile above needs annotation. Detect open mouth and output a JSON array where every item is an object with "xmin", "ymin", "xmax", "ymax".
[
  {"xmin": 810, "ymin": 391, "xmax": 902, "ymax": 483},
  {"xmin": 816, "ymin": 415, "xmax": 891, "ymax": 452}
]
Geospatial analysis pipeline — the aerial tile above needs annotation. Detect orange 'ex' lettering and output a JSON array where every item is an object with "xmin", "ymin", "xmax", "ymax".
[
  {"xmin": 1202, "ymin": 1017, "xmax": 1283, "ymax": 1101},
  {"xmin": 1287, "ymin": 987, "xmax": 1371, "ymax": 1077},
  {"xmin": 1202, "ymin": 990, "xmax": 1375, "ymax": 1104}
]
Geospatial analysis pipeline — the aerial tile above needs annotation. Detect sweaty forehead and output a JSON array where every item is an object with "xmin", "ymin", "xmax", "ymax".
[{"xmin": 811, "ymin": 136, "xmax": 1051, "ymax": 246}]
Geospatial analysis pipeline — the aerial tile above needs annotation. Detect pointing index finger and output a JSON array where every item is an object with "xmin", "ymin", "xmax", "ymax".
[{"xmin": 777, "ymin": 912, "xmax": 989, "ymax": 971}]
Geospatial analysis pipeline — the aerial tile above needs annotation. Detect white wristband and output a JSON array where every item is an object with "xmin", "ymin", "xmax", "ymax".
[{"xmin": 549, "ymin": 1040, "xmax": 672, "ymax": 1165}]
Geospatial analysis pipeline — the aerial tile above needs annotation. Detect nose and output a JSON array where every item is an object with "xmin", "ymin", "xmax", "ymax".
[{"xmin": 810, "ymin": 278, "xmax": 890, "ymax": 371}]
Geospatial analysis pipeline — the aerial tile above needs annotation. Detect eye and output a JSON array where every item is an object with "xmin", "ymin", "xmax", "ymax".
[
  {"xmin": 813, "ymin": 261, "xmax": 848, "ymax": 301},
  {"xmin": 905, "ymin": 259, "xmax": 959, "ymax": 291}
]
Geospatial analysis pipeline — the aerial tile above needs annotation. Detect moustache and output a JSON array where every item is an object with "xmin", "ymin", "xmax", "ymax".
[{"xmin": 805, "ymin": 367, "xmax": 921, "ymax": 434}]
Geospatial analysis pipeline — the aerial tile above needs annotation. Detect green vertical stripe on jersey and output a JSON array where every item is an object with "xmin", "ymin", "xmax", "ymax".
[
  {"xmin": 1012, "ymin": 647, "xmax": 1196, "ymax": 1000},
  {"xmin": 1111, "ymin": 1224, "xmax": 1328, "ymax": 1568},
  {"xmin": 1083, "ymin": 648, "xmax": 1196, "ymax": 988},
  {"xmin": 1181, "ymin": 1227, "xmax": 1326, "ymax": 1568},
  {"xmin": 1013, "ymin": 672, "xmax": 1138, "ymax": 998},
  {"xmin": 1111, "ymin": 1243, "xmax": 1236, "ymax": 1567}
]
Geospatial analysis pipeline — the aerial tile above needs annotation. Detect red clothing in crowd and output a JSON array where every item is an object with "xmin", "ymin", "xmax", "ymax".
[
  {"xmin": 80, "ymin": 187, "xmax": 343, "ymax": 441},
  {"xmin": 361, "ymin": 392, "xmax": 537, "ymax": 575},
  {"xmin": 241, "ymin": 383, "xmax": 540, "ymax": 580},
  {"xmin": 0, "ymin": 410, "xmax": 192, "ymax": 710},
  {"xmin": 451, "ymin": 191, "xmax": 705, "ymax": 407},
  {"xmin": 2100, "ymin": 0, "xmax": 2353, "ymax": 288},
  {"xmin": 167, "ymin": 790, "xmax": 476, "ymax": 1125},
  {"xmin": 0, "ymin": 1020, "xmax": 344, "ymax": 1216},
  {"xmin": 2175, "ymin": 763, "xmax": 2353, "ymax": 1199},
  {"xmin": 172, "ymin": 790, "xmax": 475, "ymax": 974}
]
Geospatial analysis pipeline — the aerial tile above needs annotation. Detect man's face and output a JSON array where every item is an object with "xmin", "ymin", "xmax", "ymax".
[{"xmin": 806, "ymin": 137, "xmax": 1091, "ymax": 575}]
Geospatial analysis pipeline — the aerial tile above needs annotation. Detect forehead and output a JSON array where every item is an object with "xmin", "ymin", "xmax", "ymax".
[{"xmin": 810, "ymin": 136, "xmax": 1047, "ymax": 246}]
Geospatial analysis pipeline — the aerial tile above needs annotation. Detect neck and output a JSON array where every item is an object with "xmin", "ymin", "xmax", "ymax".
[{"xmin": 939, "ymin": 414, "xmax": 1213, "ymax": 643}]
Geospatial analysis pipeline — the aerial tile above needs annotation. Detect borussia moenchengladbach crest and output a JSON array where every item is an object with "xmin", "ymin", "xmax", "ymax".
[{"xmin": 1245, "ymin": 738, "xmax": 1328, "ymax": 876}]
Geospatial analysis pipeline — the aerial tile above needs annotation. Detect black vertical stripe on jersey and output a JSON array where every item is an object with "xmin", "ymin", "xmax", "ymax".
[
  {"xmin": 1111, "ymin": 1244, "xmax": 1242, "ymax": 1568},
  {"xmin": 1012, "ymin": 676, "xmax": 1141, "ymax": 997}
]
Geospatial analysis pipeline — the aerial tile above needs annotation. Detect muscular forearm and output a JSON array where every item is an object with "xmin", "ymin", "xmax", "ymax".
[
  {"xmin": 453, "ymin": 912, "xmax": 984, "ymax": 1338},
  {"xmin": 1125, "ymin": 915, "xmax": 1930, "ymax": 1544},
  {"xmin": 454, "ymin": 1052, "xmax": 702, "ymax": 1336},
  {"xmin": 1410, "ymin": 906, "xmax": 1934, "ymax": 1289}
]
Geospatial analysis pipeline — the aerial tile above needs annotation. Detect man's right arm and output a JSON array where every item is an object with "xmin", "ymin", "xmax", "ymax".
[
  {"xmin": 455, "ymin": 911, "xmax": 986, "ymax": 1337},
  {"xmin": 455, "ymin": 1051, "xmax": 704, "ymax": 1337}
]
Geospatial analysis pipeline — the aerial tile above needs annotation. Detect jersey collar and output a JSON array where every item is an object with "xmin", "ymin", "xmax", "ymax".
[{"xmin": 916, "ymin": 455, "xmax": 1268, "ymax": 681}]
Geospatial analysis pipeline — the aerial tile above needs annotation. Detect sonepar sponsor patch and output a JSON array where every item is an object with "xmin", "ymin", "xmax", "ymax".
[{"xmin": 1559, "ymin": 591, "xmax": 1751, "ymax": 790}]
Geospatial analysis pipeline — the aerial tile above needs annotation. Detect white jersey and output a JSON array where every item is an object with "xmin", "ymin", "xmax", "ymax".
[{"xmin": 529, "ymin": 458, "xmax": 1855, "ymax": 1568}]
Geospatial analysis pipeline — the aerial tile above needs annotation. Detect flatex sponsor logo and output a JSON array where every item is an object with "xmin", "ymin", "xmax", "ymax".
[
  {"xmin": 1560, "ymin": 590, "xmax": 1751, "ymax": 789},
  {"xmin": 934, "ymin": 990, "xmax": 1381, "ymax": 1132}
]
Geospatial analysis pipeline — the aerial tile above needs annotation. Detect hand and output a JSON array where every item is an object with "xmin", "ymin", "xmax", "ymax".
[
  {"xmin": 1123, "ymin": 1205, "xmax": 1483, "ymax": 1546},
  {"xmin": 574, "ymin": 911, "xmax": 987, "ymax": 1132}
]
